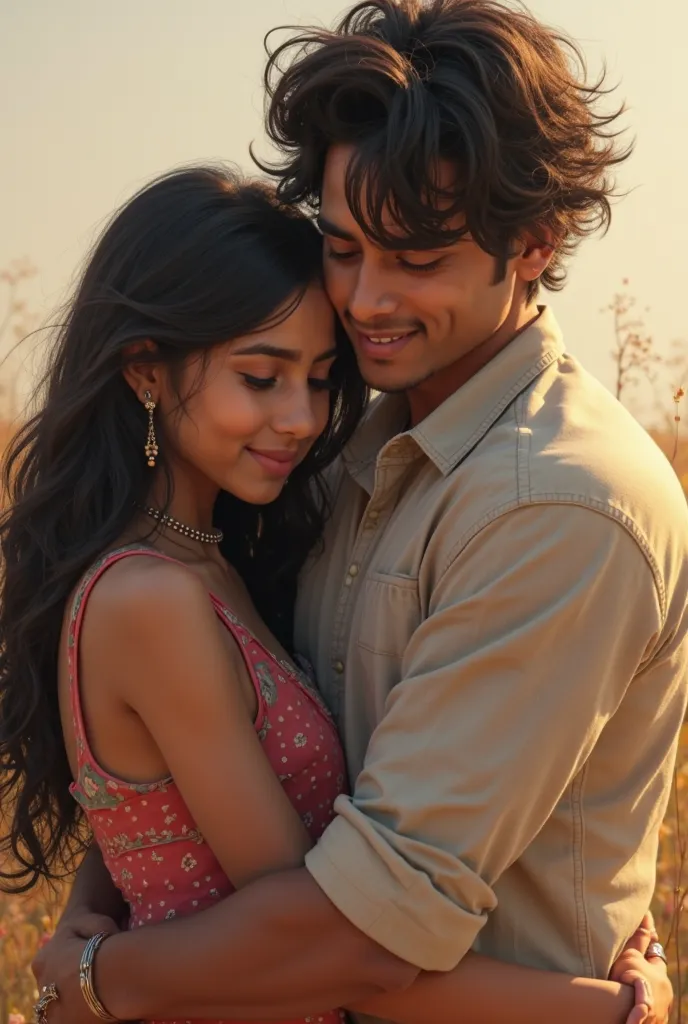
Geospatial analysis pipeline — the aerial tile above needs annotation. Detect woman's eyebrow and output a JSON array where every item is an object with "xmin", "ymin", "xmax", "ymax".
[{"xmin": 230, "ymin": 343, "xmax": 338, "ymax": 363}]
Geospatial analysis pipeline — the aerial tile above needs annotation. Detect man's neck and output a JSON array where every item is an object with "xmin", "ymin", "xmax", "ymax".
[{"xmin": 407, "ymin": 303, "xmax": 542, "ymax": 426}]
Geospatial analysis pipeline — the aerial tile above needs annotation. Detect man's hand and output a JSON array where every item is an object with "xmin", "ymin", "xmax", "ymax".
[
  {"xmin": 32, "ymin": 912, "xmax": 121, "ymax": 1024},
  {"xmin": 610, "ymin": 913, "xmax": 672, "ymax": 1024}
]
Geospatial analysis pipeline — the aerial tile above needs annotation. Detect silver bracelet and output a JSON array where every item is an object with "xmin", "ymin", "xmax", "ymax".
[{"xmin": 79, "ymin": 932, "xmax": 119, "ymax": 1021}]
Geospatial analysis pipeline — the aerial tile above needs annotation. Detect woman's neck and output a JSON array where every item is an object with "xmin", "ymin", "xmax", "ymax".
[{"xmin": 145, "ymin": 468, "xmax": 219, "ymax": 536}]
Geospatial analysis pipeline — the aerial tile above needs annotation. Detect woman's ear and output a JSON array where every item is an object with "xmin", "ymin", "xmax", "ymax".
[{"xmin": 122, "ymin": 339, "xmax": 161, "ymax": 403}]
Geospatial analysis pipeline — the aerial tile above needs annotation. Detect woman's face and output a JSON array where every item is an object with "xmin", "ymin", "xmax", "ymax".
[{"xmin": 159, "ymin": 283, "xmax": 337, "ymax": 506}]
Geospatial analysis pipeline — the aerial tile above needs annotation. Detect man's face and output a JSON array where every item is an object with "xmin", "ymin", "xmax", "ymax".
[{"xmin": 319, "ymin": 144, "xmax": 527, "ymax": 395}]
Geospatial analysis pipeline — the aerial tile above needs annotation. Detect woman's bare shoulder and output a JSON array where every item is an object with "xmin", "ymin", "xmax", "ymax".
[{"xmin": 76, "ymin": 552, "xmax": 229, "ymax": 676}]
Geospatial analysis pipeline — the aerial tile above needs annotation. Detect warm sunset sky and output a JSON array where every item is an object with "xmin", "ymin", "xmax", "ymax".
[{"xmin": 1, "ymin": 0, "xmax": 685, "ymax": 405}]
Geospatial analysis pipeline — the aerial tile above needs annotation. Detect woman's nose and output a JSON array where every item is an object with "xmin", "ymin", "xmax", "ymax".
[{"xmin": 273, "ymin": 387, "xmax": 318, "ymax": 441}]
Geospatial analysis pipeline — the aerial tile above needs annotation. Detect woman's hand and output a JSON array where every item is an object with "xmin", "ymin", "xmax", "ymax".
[
  {"xmin": 610, "ymin": 913, "xmax": 672, "ymax": 1024},
  {"xmin": 32, "ymin": 912, "xmax": 120, "ymax": 1024}
]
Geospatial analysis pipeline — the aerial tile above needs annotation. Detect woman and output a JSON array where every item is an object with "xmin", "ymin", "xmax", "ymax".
[{"xmin": 0, "ymin": 167, "xmax": 667, "ymax": 1024}]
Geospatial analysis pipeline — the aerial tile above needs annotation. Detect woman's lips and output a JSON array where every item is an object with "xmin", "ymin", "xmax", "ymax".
[{"xmin": 246, "ymin": 448, "xmax": 297, "ymax": 477}]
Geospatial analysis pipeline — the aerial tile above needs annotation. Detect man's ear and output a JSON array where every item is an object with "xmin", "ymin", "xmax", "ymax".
[
  {"xmin": 514, "ymin": 226, "xmax": 557, "ymax": 285},
  {"xmin": 122, "ymin": 339, "xmax": 161, "ymax": 403}
]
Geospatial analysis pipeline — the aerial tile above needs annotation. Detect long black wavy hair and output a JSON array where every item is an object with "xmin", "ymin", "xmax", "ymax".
[{"xmin": 0, "ymin": 165, "xmax": 368, "ymax": 892}]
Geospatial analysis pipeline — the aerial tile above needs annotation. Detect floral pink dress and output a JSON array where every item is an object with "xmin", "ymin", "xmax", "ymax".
[{"xmin": 68, "ymin": 546, "xmax": 349, "ymax": 1024}]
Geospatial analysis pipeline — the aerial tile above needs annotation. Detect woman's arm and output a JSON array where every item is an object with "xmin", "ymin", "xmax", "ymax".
[
  {"xmin": 106, "ymin": 560, "xmax": 316, "ymax": 888},
  {"xmin": 32, "ymin": 842, "xmax": 126, "ymax": 991},
  {"xmin": 33, "ymin": 846, "xmax": 667, "ymax": 1024},
  {"xmin": 87, "ymin": 898, "xmax": 664, "ymax": 1024},
  {"xmin": 354, "ymin": 916, "xmax": 671, "ymax": 1024},
  {"xmin": 355, "ymin": 954, "xmax": 639, "ymax": 1024},
  {"xmin": 57, "ymin": 843, "xmax": 127, "ymax": 927},
  {"xmin": 33, "ymin": 558, "xmax": 416, "ymax": 1024}
]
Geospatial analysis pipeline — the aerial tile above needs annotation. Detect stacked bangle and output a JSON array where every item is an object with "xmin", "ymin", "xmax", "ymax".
[{"xmin": 79, "ymin": 932, "xmax": 119, "ymax": 1021}]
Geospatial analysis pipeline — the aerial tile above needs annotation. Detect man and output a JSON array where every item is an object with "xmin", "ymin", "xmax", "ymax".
[{"xmin": 35, "ymin": 1, "xmax": 686, "ymax": 1021}]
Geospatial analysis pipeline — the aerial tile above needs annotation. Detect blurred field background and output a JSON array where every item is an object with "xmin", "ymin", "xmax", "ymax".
[{"xmin": 0, "ymin": 263, "xmax": 686, "ymax": 1021}]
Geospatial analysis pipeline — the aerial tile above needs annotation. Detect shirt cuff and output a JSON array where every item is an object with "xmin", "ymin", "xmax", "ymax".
[{"xmin": 304, "ymin": 798, "xmax": 491, "ymax": 971}]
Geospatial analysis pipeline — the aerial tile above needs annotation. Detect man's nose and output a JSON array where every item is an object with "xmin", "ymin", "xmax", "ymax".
[{"xmin": 347, "ymin": 261, "xmax": 398, "ymax": 325}]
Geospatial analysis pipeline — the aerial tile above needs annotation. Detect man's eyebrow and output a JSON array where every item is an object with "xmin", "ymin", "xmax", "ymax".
[
  {"xmin": 316, "ymin": 215, "xmax": 357, "ymax": 242},
  {"xmin": 230, "ymin": 343, "xmax": 338, "ymax": 364},
  {"xmin": 317, "ymin": 213, "xmax": 456, "ymax": 252}
]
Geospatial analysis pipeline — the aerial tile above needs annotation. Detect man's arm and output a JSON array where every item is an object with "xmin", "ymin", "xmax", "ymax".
[
  {"xmin": 302, "ymin": 504, "xmax": 669, "ymax": 972},
  {"xmin": 38, "ymin": 900, "xmax": 672, "ymax": 1024},
  {"xmin": 88, "ymin": 868, "xmax": 417, "ymax": 1021},
  {"xmin": 101, "ymin": 915, "xmax": 672, "ymax": 1024},
  {"xmin": 39, "ymin": 504, "xmax": 672, "ymax": 1022}
]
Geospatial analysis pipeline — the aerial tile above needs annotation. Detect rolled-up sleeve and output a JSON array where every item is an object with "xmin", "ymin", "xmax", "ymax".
[{"xmin": 305, "ymin": 503, "xmax": 663, "ymax": 970}]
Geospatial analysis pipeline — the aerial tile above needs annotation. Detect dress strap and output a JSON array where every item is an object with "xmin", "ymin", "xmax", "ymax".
[
  {"xmin": 67, "ymin": 545, "xmax": 188, "ymax": 772},
  {"xmin": 66, "ymin": 544, "xmax": 292, "ymax": 775}
]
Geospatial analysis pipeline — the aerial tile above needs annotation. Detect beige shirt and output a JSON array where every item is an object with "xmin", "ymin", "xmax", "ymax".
[{"xmin": 295, "ymin": 308, "xmax": 688, "ymax": 1021}]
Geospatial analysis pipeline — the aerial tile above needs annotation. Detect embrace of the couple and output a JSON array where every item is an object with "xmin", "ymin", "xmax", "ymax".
[{"xmin": 1, "ymin": 2, "xmax": 687, "ymax": 1023}]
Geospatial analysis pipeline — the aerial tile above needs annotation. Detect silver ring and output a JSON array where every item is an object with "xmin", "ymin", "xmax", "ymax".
[
  {"xmin": 647, "ymin": 940, "xmax": 668, "ymax": 964},
  {"xmin": 33, "ymin": 983, "xmax": 59, "ymax": 1024}
]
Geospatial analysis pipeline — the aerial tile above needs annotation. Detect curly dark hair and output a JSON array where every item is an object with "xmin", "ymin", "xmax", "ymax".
[
  {"xmin": 0, "ymin": 166, "xmax": 368, "ymax": 892},
  {"xmin": 258, "ymin": 0, "xmax": 632, "ymax": 296}
]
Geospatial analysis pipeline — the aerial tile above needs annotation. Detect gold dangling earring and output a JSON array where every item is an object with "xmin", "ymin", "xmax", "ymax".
[{"xmin": 143, "ymin": 390, "xmax": 159, "ymax": 468}]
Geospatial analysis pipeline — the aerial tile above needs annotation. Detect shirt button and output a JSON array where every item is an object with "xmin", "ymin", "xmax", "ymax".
[
  {"xmin": 348, "ymin": 564, "xmax": 359, "ymax": 577},
  {"xmin": 368, "ymin": 509, "xmax": 380, "ymax": 521},
  {"xmin": 333, "ymin": 660, "xmax": 345, "ymax": 674}
]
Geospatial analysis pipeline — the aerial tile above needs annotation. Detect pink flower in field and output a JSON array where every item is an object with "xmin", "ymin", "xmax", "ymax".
[{"xmin": 9, "ymin": 1013, "xmax": 26, "ymax": 1024}]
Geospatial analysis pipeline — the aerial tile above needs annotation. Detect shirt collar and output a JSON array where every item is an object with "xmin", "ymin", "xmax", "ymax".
[{"xmin": 343, "ymin": 306, "xmax": 565, "ymax": 486}]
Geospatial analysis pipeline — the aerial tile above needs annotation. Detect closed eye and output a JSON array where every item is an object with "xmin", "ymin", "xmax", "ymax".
[
  {"xmin": 241, "ymin": 374, "xmax": 276, "ymax": 390},
  {"xmin": 241, "ymin": 373, "xmax": 336, "ymax": 393},
  {"xmin": 328, "ymin": 248, "xmax": 444, "ymax": 273},
  {"xmin": 398, "ymin": 256, "xmax": 445, "ymax": 273},
  {"xmin": 327, "ymin": 249, "xmax": 358, "ymax": 262},
  {"xmin": 309, "ymin": 377, "xmax": 337, "ymax": 392}
]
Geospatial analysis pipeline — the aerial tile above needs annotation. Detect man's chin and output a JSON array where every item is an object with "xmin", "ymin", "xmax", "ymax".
[{"xmin": 361, "ymin": 366, "xmax": 437, "ymax": 395}]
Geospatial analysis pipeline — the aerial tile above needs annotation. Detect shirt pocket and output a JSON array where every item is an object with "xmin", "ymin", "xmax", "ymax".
[{"xmin": 356, "ymin": 571, "xmax": 421, "ymax": 658}]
